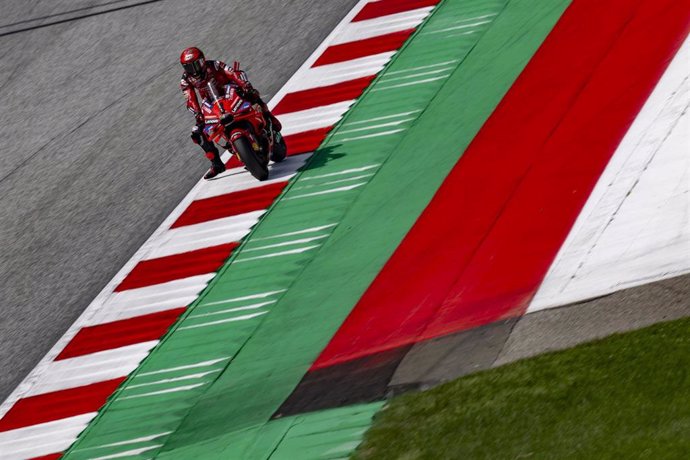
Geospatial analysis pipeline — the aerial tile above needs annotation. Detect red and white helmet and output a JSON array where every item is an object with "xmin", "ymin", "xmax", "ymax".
[{"xmin": 180, "ymin": 47, "xmax": 206, "ymax": 78}]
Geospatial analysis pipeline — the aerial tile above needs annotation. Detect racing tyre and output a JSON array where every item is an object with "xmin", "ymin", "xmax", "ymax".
[
  {"xmin": 234, "ymin": 136, "xmax": 268, "ymax": 181},
  {"xmin": 271, "ymin": 131, "xmax": 287, "ymax": 163}
]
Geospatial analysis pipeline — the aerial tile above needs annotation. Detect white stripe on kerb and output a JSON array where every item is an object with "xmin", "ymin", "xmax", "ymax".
[
  {"xmin": 279, "ymin": 101, "xmax": 354, "ymax": 136},
  {"xmin": 83, "ymin": 274, "xmax": 214, "ymax": 325},
  {"xmin": 0, "ymin": 413, "xmax": 97, "ymax": 460},
  {"xmin": 289, "ymin": 52, "xmax": 393, "ymax": 91},
  {"xmin": 331, "ymin": 8, "xmax": 434, "ymax": 45},
  {"xmin": 25, "ymin": 341, "xmax": 158, "ymax": 397}
]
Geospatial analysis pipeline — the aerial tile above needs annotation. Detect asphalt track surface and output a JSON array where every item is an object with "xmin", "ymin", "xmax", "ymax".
[
  {"xmin": 390, "ymin": 273, "xmax": 690, "ymax": 391},
  {"xmin": 0, "ymin": 0, "xmax": 358, "ymax": 402}
]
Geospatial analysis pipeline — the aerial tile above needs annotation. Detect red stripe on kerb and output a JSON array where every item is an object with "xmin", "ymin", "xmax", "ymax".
[
  {"xmin": 56, "ymin": 307, "xmax": 186, "ymax": 360},
  {"xmin": 30, "ymin": 454, "xmax": 63, "ymax": 460},
  {"xmin": 172, "ymin": 181, "xmax": 287, "ymax": 229},
  {"xmin": 353, "ymin": 0, "xmax": 438, "ymax": 22},
  {"xmin": 224, "ymin": 156, "xmax": 243, "ymax": 169},
  {"xmin": 114, "ymin": 243, "xmax": 238, "ymax": 291},
  {"xmin": 272, "ymin": 76, "xmax": 375, "ymax": 115},
  {"xmin": 314, "ymin": 29, "xmax": 415, "ymax": 67},
  {"xmin": 284, "ymin": 127, "xmax": 333, "ymax": 155},
  {"xmin": 314, "ymin": 0, "xmax": 690, "ymax": 369},
  {"xmin": 0, "ymin": 378, "xmax": 124, "ymax": 432}
]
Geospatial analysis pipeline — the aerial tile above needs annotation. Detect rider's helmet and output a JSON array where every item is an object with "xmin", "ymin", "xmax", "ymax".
[{"xmin": 180, "ymin": 47, "xmax": 206, "ymax": 79}]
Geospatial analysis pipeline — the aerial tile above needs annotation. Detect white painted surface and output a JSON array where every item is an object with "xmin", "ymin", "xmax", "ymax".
[{"xmin": 530, "ymin": 35, "xmax": 690, "ymax": 312}]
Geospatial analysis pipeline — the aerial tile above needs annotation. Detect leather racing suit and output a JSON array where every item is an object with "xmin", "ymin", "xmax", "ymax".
[{"xmin": 180, "ymin": 60, "xmax": 281, "ymax": 173}]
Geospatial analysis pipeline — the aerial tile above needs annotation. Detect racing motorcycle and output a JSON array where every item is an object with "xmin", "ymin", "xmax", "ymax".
[{"xmin": 200, "ymin": 63, "xmax": 286, "ymax": 181}]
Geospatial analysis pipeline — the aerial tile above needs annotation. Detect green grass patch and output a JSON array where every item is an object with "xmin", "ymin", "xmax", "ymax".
[{"xmin": 353, "ymin": 317, "xmax": 690, "ymax": 459}]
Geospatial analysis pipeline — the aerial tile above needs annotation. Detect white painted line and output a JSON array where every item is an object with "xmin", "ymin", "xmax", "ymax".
[
  {"xmin": 176, "ymin": 311, "xmax": 268, "ymax": 330},
  {"xmin": 200, "ymin": 290, "xmax": 286, "ymax": 307},
  {"xmin": 333, "ymin": 117, "xmax": 416, "ymax": 135},
  {"xmin": 74, "ymin": 431, "xmax": 172, "ymax": 451},
  {"xmin": 191, "ymin": 300, "xmax": 277, "ymax": 318},
  {"xmin": 251, "ymin": 223, "xmax": 338, "ymax": 241},
  {"xmin": 338, "ymin": 128, "xmax": 406, "ymax": 142},
  {"xmin": 295, "ymin": 173, "xmax": 376, "ymax": 190},
  {"xmin": 422, "ymin": 19, "xmax": 493, "ymax": 35},
  {"xmin": 343, "ymin": 110, "xmax": 421, "ymax": 126},
  {"xmin": 301, "ymin": 165, "xmax": 380, "ymax": 181},
  {"xmin": 126, "ymin": 370, "xmax": 221, "ymax": 389},
  {"xmin": 384, "ymin": 59, "xmax": 459, "ymax": 76},
  {"xmin": 378, "ymin": 66, "xmax": 455, "ymax": 83},
  {"xmin": 119, "ymin": 383, "xmax": 206, "ymax": 400},
  {"xmin": 91, "ymin": 445, "xmax": 162, "ymax": 459},
  {"xmin": 234, "ymin": 245, "xmax": 322, "ymax": 262},
  {"xmin": 135, "ymin": 357, "xmax": 230, "ymax": 378},
  {"xmin": 371, "ymin": 74, "xmax": 450, "ymax": 91},
  {"xmin": 319, "ymin": 173, "xmax": 376, "ymax": 187},
  {"xmin": 243, "ymin": 235, "xmax": 330, "ymax": 252},
  {"xmin": 286, "ymin": 182, "xmax": 367, "ymax": 199}
]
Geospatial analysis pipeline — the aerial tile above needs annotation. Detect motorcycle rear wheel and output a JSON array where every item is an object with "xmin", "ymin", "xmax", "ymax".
[
  {"xmin": 271, "ymin": 131, "xmax": 287, "ymax": 163},
  {"xmin": 234, "ymin": 136, "xmax": 269, "ymax": 181}
]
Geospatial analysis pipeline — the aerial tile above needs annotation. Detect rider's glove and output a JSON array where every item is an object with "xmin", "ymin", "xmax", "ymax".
[{"xmin": 242, "ymin": 87, "xmax": 260, "ymax": 103}]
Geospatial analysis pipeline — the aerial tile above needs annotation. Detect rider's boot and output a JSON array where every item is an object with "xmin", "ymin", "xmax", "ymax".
[
  {"xmin": 268, "ymin": 111, "xmax": 282, "ymax": 132},
  {"xmin": 203, "ymin": 151, "xmax": 226, "ymax": 180},
  {"xmin": 258, "ymin": 101, "xmax": 282, "ymax": 132}
]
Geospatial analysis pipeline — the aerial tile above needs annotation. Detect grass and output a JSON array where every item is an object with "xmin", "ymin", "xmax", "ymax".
[{"xmin": 352, "ymin": 317, "xmax": 690, "ymax": 459}]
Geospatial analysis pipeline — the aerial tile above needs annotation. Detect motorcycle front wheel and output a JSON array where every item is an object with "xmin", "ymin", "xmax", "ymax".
[{"xmin": 234, "ymin": 136, "xmax": 269, "ymax": 181}]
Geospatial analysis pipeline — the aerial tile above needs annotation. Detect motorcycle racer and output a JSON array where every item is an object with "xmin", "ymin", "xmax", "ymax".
[{"xmin": 180, "ymin": 46, "xmax": 282, "ymax": 179}]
